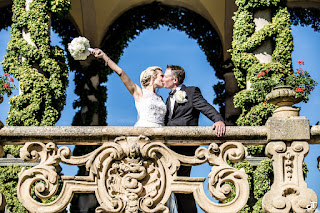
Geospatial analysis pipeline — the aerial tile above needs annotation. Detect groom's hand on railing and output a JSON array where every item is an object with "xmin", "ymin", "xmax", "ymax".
[{"xmin": 212, "ymin": 121, "xmax": 225, "ymax": 137}]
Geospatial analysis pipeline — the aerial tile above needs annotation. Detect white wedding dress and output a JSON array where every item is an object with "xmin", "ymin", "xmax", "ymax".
[
  {"xmin": 134, "ymin": 89, "xmax": 167, "ymax": 127},
  {"xmin": 134, "ymin": 89, "xmax": 178, "ymax": 213}
]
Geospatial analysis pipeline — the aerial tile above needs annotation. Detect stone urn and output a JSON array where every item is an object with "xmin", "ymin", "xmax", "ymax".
[
  {"xmin": 0, "ymin": 95, "xmax": 3, "ymax": 128},
  {"xmin": 265, "ymin": 85, "xmax": 302, "ymax": 117}
]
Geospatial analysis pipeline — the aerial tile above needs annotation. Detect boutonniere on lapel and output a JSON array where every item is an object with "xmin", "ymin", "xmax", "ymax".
[{"xmin": 174, "ymin": 90, "xmax": 188, "ymax": 104}]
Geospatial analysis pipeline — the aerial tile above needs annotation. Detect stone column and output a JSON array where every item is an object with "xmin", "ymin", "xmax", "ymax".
[
  {"xmin": 223, "ymin": 70, "xmax": 241, "ymax": 125},
  {"xmin": 79, "ymin": 60, "xmax": 100, "ymax": 126},
  {"xmin": 21, "ymin": 0, "xmax": 36, "ymax": 95},
  {"xmin": 247, "ymin": 9, "xmax": 272, "ymax": 89},
  {"xmin": 262, "ymin": 86, "xmax": 318, "ymax": 212}
]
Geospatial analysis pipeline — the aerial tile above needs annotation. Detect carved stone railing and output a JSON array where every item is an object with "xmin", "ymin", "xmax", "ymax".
[{"xmin": 0, "ymin": 123, "xmax": 318, "ymax": 212}]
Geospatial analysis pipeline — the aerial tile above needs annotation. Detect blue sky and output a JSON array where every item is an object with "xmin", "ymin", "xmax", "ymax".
[{"xmin": 0, "ymin": 24, "xmax": 319, "ymax": 211}]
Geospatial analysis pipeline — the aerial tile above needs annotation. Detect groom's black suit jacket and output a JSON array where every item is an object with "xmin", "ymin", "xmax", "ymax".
[
  {"xmin": 165, "ymin": 84, "xmax": 224, "ymax": 126},
  {"xmin": 165, "ymin": 84, "xmax": 224, "ymax": 213}
]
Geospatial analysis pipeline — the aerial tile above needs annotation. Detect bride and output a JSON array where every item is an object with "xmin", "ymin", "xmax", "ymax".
[
  {"xmin": 91, "ymin": 48, "xmax": 166, "ymax": 127},
  {"xmin": 92, "ymin": 48, "xmax": 178, "ymax": 212}
]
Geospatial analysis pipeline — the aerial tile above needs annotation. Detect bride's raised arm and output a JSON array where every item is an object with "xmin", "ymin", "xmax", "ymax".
[{"xmin": 91, "ymin": 48, "xmax": 143, "ymax": 101}]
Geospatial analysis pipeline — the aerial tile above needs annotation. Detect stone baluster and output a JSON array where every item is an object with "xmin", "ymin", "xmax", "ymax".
[
  {"xmin": 15, "ymin": 133, "xmax": 250, "ymax": 213},
  {"xmin": 262, "ymin": 86, "xmax": 318, "ymax": 212}
]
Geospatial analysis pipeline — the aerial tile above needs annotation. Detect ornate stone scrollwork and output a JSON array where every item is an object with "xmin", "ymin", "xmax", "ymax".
[
  {"xmin": 262, "ymin": 141, "xmax": 318, "ymax": 213},
  {"xmin": 17, "ymin": 137, "xmax": 249, "ymax": 213}
]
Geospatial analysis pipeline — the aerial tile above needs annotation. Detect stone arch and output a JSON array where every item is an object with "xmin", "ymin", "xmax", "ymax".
[{"xmin": 100, "ymin": 2, "xmax": 224, "ymax": 78}]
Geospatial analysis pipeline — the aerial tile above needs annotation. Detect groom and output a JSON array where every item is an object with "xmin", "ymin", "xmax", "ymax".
[{"xmin": 163, "ymin": 65, "xmax": 225, "ymax": 213}]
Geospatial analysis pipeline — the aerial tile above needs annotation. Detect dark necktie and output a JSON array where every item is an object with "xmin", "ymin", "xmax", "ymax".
[{"xmin": 167, "ymin": 90, "xmax": 176, "ymax": 118}]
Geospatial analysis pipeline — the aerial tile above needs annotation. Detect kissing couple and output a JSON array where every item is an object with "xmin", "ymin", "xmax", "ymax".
[{"xmin": 92, "ymin": 48, "xmax": 225, "ymax": 213}]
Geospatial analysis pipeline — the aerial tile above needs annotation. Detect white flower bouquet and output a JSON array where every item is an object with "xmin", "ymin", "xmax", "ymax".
[{"xmin": 68, "ymin": 37, "xmax": 93, "ymax": 60}]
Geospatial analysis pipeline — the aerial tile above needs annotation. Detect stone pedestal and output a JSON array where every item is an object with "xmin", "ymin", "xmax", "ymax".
[{"xmin": 263, "ymin": 86, "xmax": 318, "ymax": 212}]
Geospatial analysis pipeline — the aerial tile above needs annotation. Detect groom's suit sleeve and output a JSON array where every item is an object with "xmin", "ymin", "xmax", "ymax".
[{"xmin": 192, "ymin": 87, "xmax": 224, "ymax": 123}]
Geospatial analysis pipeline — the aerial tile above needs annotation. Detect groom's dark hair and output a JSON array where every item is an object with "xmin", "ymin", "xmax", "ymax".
[{"xmin": 167, "ymin": 65, "xmax": 185, "ymax": 84}]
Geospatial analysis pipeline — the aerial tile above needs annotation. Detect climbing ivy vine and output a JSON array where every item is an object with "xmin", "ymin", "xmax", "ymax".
[
  {"xmin": 2, "ymin": 0, "xmax": 70, "ymax": 126},
  {"xmin": 230, "ymin": 0, "xmax": 317, "ymax": 126},
  {"xmin": 229, "ymin": 0, "xmax": 316, "ymax": 211},
  {"xmin": 230, "ymin": 0, "xmax": 294, "ymax": 126},
  {"xmin": 0, "ymin": 0, "xmax": 70, "ymax": 211}
]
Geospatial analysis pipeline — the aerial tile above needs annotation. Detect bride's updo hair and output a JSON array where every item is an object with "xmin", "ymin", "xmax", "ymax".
[{"xmin": 140, "ymin": 66, "xmax": 162, "ymax": 88}]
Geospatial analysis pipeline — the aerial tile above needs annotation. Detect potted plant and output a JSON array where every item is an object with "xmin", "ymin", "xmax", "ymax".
[{"xmin": 266, "ymin": 60, "xmax": 317, "ymax": 117}]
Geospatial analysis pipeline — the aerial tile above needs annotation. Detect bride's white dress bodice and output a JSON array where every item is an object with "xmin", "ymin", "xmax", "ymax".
[{"xmin": 134, "ymin": 89, "xmax": 166, "ymax": 127}]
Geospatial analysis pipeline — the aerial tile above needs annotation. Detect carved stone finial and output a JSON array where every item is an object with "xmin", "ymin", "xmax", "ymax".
[{"xmin": 266, "ymin": 85, "xmax": 302, "ymax": 117}]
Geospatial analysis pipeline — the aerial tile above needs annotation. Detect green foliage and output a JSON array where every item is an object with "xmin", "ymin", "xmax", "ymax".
[
  {"xmin": 246, "ymin": 145, "xmax": 265, "ymax": 156},
  {"xmin": 289, "ymin": 7, "xmax": 320, "ymax": 32},
  {"xmin": 102, "ymin": 2, "xmax": 223, "ymax": 77},
  {"xmin": 213, "ymin": 81, "xmax": 226, "ymax": 117},
  {"xmin": 3, "ymin": 145, "xmax": 22, "ymax": 158},
  {"xmin": 253, "ymin": 159, "xmax": 273, "ymax": 200},
  {"xmin": 231, "ymin": 0, "xmax": 293, "ymax": 125},
  {"xmin": 0, "ymin": 5, "xmax": 12, "ymax": 30},
  {"xmin": 231, "ymin": 0, "xmax": 317, "ymax": 126},
  {"xmin": 2, "ymin": 0, "xmax": 70, "ymax": 126},
  {"xmin": 0, "ymin": 165, "xmax": 26, "ymax": 212},
  {"xmin": 286, "ymin": 61, "xmax": 318, "ymax": 102},
  {"xmin": 236, "ymin": 103, "xmax": 277, "ymax": 126},
  {"xmin": 223, "ymin": 161, "xmax": 254, "ymax": 212},
  {"xmin": 224, "ymin": 158, "xmax": 272, "ymax": 212},
  {"xmin": 0, "ymin": 0, "xmax": 70, "ymax": 211}
]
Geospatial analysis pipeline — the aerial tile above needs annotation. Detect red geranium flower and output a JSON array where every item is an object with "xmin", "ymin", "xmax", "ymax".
[
  {"xmin": 298, "ymin": 60, "xmax": 305, "ymax": 65},
  {"xmin": 265, "ymin": 68, "xmax": 272, "ymax": 73},
  {"xmin": 257, "ymin": 71, "xmax": 265, "ymax": 78},
  {"xmin": 295, "ymin": 87, "xmax": 305, "ymax": 93},
  {"xmin": 3, "ymin": 83, "xmax": 10, "ymax": 89},
  {"xmin": 297, "ymin": 68, "xmax": 303, "ymax": 74},
  {"xmin": 9, "ymin": 78, "xmax": 14, "ymax": 82},
  {"xmin": 3, "ymin": 73, "xmax": 9, "ymax": 77}
]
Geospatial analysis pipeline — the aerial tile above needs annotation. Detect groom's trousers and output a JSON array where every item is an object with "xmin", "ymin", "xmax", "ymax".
[{"xmin": 171, "ymin": 145, "xmax": 198, "ymax": 213}]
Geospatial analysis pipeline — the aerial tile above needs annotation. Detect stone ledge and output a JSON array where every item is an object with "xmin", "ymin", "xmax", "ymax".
[
  {"xmin": 0, "ymin": 158, "xmax": 39, "ymax": 167},
  {"xmin": 0, "ymin": 126, "xmax": 267, "ymax": 145},
  {"xmin": 266, "ymin": 116, "xmax": 310, "ymax": 141}
]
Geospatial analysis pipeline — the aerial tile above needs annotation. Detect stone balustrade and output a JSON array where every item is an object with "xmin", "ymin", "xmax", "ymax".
[{"xmin": 0, "ymin": 120, "xmax": 318, "ymax": 213}]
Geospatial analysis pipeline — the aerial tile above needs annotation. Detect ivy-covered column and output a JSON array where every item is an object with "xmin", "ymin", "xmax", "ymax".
[
  {"xmin": 231, "ymin": 0, "xmax": 293, "ymax": 126},
  {"xmin": 222, "ymin": 64, "xmax": 241, "ymax": 125},
  {"xmin": 3, "ymin": 0, "xmax": 70, "ymax": 126},
  {"xmin": 249, "ymin": 9, "xmax": 272, "ymax": 89},
  {"xmin": 72, "ymin": 59, "xmax": 108, "ymax": 126},
  {"xmin": 1, "ymin": 0, "xmax": 70, "ymax": 211},
  {"xmin": 262, "ymin": 86, "xmax": 318, "ymax": 212}
]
